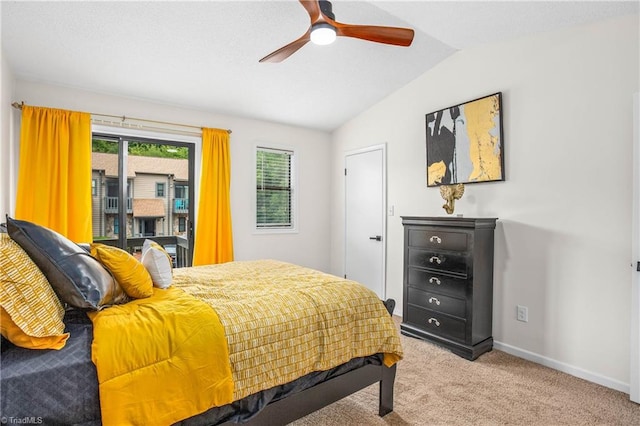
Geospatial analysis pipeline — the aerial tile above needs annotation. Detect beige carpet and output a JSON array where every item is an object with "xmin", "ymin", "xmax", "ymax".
[{"xmin": 291, "ymin": 317, "xmax": 640, "ymax": 425}]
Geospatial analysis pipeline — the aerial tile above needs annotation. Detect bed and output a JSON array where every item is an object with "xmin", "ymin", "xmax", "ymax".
[{"xmin": 0, "ymin": 217, "xmax": 403, "ymax": 425}]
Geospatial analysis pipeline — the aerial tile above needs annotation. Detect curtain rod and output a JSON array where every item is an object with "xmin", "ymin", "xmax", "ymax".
[{"xmin": 11, "ymin": 102, "xmax": 232, "ymax": 134}]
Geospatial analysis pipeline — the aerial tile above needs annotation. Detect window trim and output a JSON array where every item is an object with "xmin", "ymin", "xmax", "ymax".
[{"xmin": 253, "ymin": 143, "xmax": 298, "ymax": 234}]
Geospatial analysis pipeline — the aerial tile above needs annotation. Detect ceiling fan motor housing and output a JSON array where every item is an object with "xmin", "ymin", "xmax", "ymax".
[{"xmin": 319, "ymin": 0, "xmax": 335, "ymax": 20}]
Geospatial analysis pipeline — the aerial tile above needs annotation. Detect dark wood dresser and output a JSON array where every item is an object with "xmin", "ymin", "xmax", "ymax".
[{"xmin": 400, "ymin": 216, "xmax": 497, "ymax": 360}]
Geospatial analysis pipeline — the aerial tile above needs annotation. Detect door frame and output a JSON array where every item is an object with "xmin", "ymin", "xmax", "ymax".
[
  {"xmin": 631, "ymin": 92, "xmax": 639, "ymax": 403},
  {"xmin": 343, "ymin": 143, "xmax": 387, "ymax": 298}
]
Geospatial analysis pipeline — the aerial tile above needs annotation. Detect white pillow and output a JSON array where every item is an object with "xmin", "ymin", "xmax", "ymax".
[{"xmin": 141, "ymin": 239, "xmax": 173, "ymax": 289}]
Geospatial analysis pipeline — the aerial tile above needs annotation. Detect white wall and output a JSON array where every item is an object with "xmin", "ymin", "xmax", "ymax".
[
  {"xmin": 10, "ymin": 80, "xmax": 333, "ymax": 272},
  {"xmin": 330, "ymin": 15, "xmax": 639, "ymax": 391},
  {"xmin": 1, "ymin": 50, "xmax": 16, "ymax": 219}
]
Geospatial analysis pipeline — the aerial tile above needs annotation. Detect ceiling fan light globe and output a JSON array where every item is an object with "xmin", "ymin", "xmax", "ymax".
[{"xmin": 310, "ymin": 23, "xmax": 336, "ymax": 45}]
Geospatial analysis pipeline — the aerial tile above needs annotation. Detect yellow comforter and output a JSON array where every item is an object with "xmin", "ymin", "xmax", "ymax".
[
  {"xmin": 91, "ymin": 260, "xmax": 403, "ymax": 425},
  {"xmin": 88, "ymin": 287, "xmax": 233, "ymax": 426}
]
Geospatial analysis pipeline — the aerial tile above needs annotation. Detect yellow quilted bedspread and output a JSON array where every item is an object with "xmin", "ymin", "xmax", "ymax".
[
  {"xmin": 90, "ymin": 260, "xmax": 403, "ymax": 425},
  {"xmin": 172, "ymin": 259, "xmax": 404, "ymax": 401},
  {"xmin": 88, "ymin": 287, "xmax": 233, "ymax": 426}
]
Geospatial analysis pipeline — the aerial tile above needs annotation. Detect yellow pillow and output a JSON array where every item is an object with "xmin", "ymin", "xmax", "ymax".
[
  {"xmin": 90, "ymin": 243, "xmax": 153, "ymax": 299},
  {"xmin": 0, "ymin": 233, "xmax": 69, "ymax": 349}
]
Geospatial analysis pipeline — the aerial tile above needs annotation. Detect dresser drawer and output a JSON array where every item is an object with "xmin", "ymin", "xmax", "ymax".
[
  {"xmin": 407, "ymin": 268, "xmax": 467, "ymax": 299},
  {"xmin": 408, "ymin": 228, "xmax": 468, "ymax": 252},
  {"xmin": 408, "ymin": 287, "xmax": 466, "ymax": 318},
  {"xmin": 406, "ymin": 305, "xmax": 466, "ymax": 342},
  {"xmin": 408, "ymin": 248, "xmax": 468, "ymax": 276}
]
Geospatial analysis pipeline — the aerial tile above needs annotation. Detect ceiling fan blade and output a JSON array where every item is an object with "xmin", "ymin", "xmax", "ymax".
[
  {"xmin": 336, "ymin": 23, "xmax": 414, "ymax": 47},
  {"xmin": 299, "ymin": 0, "xmax": 321, "ymax": 23},
  {"xmin": 259, "ymin": 32, "xmax": 311, "ymax": 63}
]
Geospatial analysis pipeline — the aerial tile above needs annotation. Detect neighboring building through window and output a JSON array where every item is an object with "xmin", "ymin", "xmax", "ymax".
[{"xmin": 255, "ymin": 146, "xmax": 296, "ymax": 231}]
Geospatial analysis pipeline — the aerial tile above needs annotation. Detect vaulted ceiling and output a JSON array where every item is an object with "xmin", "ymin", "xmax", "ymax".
[{"xmin": 2, "ymin": 1, "xmax": 638, "ymax": 131}]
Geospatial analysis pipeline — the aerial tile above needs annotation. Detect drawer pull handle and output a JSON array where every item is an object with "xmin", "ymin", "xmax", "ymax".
[
  {"xmin": 429, "ymin": 277, "xmax": 441, "ymax": 285},
  {"xmin": 429, "ymin": 256, "xmax": 442, "ymax": 264},
  {"xmin": 428, "ymin": 318, "xmax": 440, "ymax": 327},
  {"xmin": 429, "ymin": 297, "xmax": 441, "ymax": 305},
  {"xmin": 429, "ymin": 235, "xmax": 442, "ymax": 244}
]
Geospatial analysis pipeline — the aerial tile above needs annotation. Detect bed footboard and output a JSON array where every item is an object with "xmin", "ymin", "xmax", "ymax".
[{"xmin": 222, "ymin": 362, "xmax": 396, "ymax": 426}]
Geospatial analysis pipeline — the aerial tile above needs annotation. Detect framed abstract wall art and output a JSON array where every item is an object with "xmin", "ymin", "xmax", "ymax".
[{"xmin": 426, "ymin": 92, "xmax": 504, "ymax": 187}]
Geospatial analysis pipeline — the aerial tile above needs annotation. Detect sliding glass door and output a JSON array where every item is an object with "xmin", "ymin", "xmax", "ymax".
[{"xmin": 91, "ymin": 133, "xmax": 195, "ymax": 267}]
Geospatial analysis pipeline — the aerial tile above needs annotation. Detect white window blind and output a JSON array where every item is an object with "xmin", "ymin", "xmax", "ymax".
[{"xmin": 256, "ymin": 147, "xmax": 293, "ymax": 229}]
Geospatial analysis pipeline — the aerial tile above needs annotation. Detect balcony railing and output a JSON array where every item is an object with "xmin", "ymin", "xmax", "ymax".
[
  {"xmin": 105, "ymin": 197, "xmax": 133, "ymax": 213},
  {"xmin": 94, "ymin": 235, "xmax": 190, "ymax": 268},
  {"xmin": 174, "ymin": 198, "xmax": 189, "ymax": 214}
]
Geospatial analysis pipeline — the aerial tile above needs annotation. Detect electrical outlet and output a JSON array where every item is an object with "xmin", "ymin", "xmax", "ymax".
[{"xmin": 517, "ymin": 305, "xmax": 528, "ymax": 322}]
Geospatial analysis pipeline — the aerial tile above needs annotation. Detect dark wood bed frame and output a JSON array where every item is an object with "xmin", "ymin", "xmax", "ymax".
[
  {"xmin": 220, "ymin": 364, "xmax": 396, "ymax": 426},
  {"xmin": 219, "ymin": 299, "xmax": 398, "ymax": 426}
]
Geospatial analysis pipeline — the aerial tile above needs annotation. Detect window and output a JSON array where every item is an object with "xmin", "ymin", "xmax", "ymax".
[
  {"xmin": 91, "ymin": 134, "xmax": 195, "ymax": 266},
  {"xmin": 174, "ymin": 183, "xmax": 189, "ymax": 212},
  {"xmin": 178, "ymin": 217, "xmax": 186, "ymax": 232},
  {"xmin": 255, "ymin": 146, "xmax": 295, "ymax": 231},
  {"xmin": 92, "ymin": 179, "xmax": 97, "ymax": 196},
  {"xmin": 175, "ymin": 183, "xmax": 188, "ymax": 199}
]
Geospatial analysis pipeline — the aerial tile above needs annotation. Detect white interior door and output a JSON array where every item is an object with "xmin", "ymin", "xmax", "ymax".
[
  {"xmin": 631, "ymin": 92, "xmax": 639, "ymax": 404},
  {"xmin": 345, "ymin": 145, "xmax": 386, "ymax": 298}
]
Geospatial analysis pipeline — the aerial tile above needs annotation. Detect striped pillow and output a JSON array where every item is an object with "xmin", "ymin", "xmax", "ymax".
[{"xmin": 0, "ymin": 233, "xmax": 69, "ymax": 349}]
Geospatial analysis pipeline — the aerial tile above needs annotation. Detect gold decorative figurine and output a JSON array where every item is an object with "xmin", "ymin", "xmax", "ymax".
[{"xmin": 439, "ymin": 184, "xmax": 465, "ymax": 215}]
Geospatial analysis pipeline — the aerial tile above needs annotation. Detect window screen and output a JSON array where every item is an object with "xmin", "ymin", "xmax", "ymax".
[{"xmin": 256, "ymin": 147, "xmax": 293, "ymax": 229}]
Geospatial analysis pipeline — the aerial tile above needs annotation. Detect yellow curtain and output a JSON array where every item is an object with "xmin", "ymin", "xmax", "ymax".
[
  {"xmin": 15, "ymin": 105, "xmax": 92, "ymax": 242},
  {"xmin": 193, "ymin": 128, "xmax": 233, "ymax": 265}
]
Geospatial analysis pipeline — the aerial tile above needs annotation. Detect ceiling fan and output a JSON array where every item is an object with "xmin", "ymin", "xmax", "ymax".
[{"xmin": 259, "ymin": 0, "xmax": 415, "ymax": 63}]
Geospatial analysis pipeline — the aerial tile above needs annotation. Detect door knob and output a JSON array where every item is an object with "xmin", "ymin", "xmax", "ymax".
[{"xmin": 369, "ymin": 235, "xmax": 382, "ymax": 241}]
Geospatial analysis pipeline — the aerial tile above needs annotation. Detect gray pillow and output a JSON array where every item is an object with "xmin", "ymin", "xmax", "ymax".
[{"xmin": 6, "ymin": 217, "xmax": 128, "ymax": 310}]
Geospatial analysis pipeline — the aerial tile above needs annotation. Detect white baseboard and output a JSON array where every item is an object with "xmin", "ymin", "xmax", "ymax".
[{"xmin": 493, "ymin": 340, "xmax": 630, "ymax": 395}]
